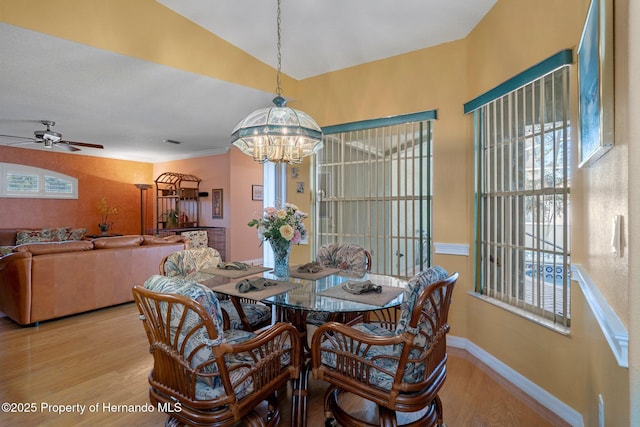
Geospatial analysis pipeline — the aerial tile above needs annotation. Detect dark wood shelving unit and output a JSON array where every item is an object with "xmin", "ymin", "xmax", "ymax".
[{"xmin": 155, "ymin": 172, "xmax": 201, "ymax": 230}]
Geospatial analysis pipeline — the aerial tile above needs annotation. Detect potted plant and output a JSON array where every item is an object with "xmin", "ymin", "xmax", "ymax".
[
  {"xmin": 97, "ymin": 197, "xmax": 118, "ymax": 234},
  {"xmin": 163, "ymin": 208, "xmax": 179, "ymax": 229}
]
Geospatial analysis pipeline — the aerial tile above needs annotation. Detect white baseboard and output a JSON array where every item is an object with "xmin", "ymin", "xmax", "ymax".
[{"xmin": 448, "ymin": 336, "xmax": 584, "ymax": 427}]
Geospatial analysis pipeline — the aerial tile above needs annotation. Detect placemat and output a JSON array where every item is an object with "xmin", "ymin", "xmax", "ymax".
[
  {"xmin": 288, "ymin": 266, "xmax": 341, "ymax": 280},
  {"xmin": 211, "ymin": 279, "xmax": 301, "ymax": 301},
  {"xmin": 200, "ymin": 265, "xmax": 271, "ymax": 279},
  {"xmin": 317, "ymin": 284, "xmax": 404, "ymax": 307}
]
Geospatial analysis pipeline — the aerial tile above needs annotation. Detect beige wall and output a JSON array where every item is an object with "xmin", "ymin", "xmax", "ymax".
[
  {"xmin": 628, "ymin": 0, "xmax": 640, "ymax": 424},
  {"xmin": 292, "ymin": 0, "xmax": 632, "ymax": 425}
]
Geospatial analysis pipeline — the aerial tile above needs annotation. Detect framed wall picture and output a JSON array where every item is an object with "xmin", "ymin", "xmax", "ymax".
[
  {"xmin": 211, "ymin": 188, "xmax": 223, "ymax": 219},
  {"xmin": 577, "ymin": 0, "xmax": 614, "ymax": 168},
  {"xmin": 252, "ymin": 184, "xmax": 263, "ymax": 201}
]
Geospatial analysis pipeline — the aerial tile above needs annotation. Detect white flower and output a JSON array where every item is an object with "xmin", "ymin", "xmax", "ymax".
[{"xmin": 280, "ymin": 224, "xmax": 294, "ymax": 241}]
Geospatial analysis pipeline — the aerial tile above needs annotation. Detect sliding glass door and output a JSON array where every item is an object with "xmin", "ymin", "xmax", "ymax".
[{"xmin": 316, "ymin": 113, "xmax": 434, "ymax": 278}]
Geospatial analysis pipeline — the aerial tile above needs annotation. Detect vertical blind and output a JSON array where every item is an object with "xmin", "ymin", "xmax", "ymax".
[
  {"xmin": 475, "ymin": 65, "xmax": 571, "ymax": 326},
  {"xmin": 317, "ymin": 113, "xmax": 434, "ymax": 279}
]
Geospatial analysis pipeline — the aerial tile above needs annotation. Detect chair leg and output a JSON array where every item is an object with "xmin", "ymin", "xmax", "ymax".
[
  {"xmin": 164, "ymin": 415, "xmax": 184, "ymax": 427},
  {"xmin": 324, "ymin": 384, "xmax": 338, "ymax": 421},
  {"xmin": 434, "ymin": 395, "xmax": 444, "ymax": 427},
  {"xmin": 378, "ymin": 405, "xmax": 399, "ymax": 427}
]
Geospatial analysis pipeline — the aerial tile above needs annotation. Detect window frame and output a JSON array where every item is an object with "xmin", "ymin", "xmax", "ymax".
[
  {"xmin": 0, "ymin": 162, "xmax": 78, "ymax": 199},
  {"xmin": 465, "ymin": 51, "xmax": 573, "ymax": 330}
]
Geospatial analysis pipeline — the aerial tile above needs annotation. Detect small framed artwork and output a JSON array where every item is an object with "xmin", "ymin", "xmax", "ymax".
[
  {"xmin": 252, "ymin": 184, "xmax": 263, "ymax": 201},
  {"xmin": 211, "ymin": 188, "xmax": 223, "ymax": 219},
  {"xmin": 577, "ymin": 0, "xmax": 614, "ymax": 168},
  {"xmin": 296, "ymin": 181, "xmax": 304, "ymax": 193}
]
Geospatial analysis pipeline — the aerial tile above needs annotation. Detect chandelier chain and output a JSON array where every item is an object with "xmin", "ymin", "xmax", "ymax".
[{"xmin": 275, "ymin": 0, "xmax": 283, "ymax": 97}]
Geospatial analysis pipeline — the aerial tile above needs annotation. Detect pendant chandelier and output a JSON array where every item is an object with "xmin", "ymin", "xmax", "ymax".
[{"xmin": 231, "ymin": 0, "xmax": 323, "ymax": 164}]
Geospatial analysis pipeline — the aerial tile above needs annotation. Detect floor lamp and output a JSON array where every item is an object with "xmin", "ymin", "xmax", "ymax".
[{"xmin": 134, "ymin": 183, "xmax": 152, "ymax": 235}]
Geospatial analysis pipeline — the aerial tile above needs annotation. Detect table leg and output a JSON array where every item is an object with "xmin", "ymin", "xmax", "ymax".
[
  {"xmin": 291, "ymin": 358, "xmax": 311, "ymax": 427},
  {"xmin": 279, "ymin": 307, "xmax": 311, "ymax": 426}
]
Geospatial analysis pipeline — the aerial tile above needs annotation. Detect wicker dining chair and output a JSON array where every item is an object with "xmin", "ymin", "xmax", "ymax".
[
  {"xmin": 133, "ymin": 275, "xmax": 300, "ymax": 427},
  {"xmin": 316, "ymin": 242, "xmax": 372, "ymax": 276},
  {"xmin": 160, "ymin": 247, "xmax": 272, "ymax": 331},
  {"xmin": 305, "ymin": 242, "xmax": 373, "ymax": 327},
  {"xmin": 311, "ymin": 267, "xmax": 458, "ymax": 427}
]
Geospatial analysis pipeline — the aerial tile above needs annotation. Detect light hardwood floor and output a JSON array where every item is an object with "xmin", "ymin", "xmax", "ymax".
[{"xmin": 0, "ymin": 303, "xmax": 568, "ymax": 426}]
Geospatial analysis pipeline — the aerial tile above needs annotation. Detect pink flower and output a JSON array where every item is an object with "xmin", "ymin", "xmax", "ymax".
[{"xmin": 291, "ymin": 229, "xmax": 302, "ymax": 244}]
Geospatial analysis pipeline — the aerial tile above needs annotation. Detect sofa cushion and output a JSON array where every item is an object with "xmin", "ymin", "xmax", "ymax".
[
  {"xmin": 68, "ymin": 227, "xmax": 87, "ymax": 240},
  {"xmin": 17, "ymin": 227, "xmax": 65, "ymax": 245},
  {"xmin": 92, "ymin": 235, "xmax": 143, "ymax": 248},
  {"xmin": 141, "ymin": 235, "xmax": 181, "ymax": 245},
  {"xmin": 15, "ymin": 226, "xmax": 87, "ymax": 245},
  {"xmin": 13, "ymin": 240, "xmax": 94, "ymax": 255}
]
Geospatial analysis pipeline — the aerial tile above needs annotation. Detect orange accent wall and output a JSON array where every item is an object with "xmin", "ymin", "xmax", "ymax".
[{"xmin": 0, "ymin": 145, "xmax": 153, "ymax": 235}]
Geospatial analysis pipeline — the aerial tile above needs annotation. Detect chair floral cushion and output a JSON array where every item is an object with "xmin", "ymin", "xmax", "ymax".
[
  {"xmin": 318, "ymin": 323, "xmax": 424, "ymax": 391},
  {"xmin": 143, "ymin": 274, "xmax": 226, "ymax": 335},
  {"xmin": 181, "ymin": 230, "xmax": 208, "ymax": 249},
  {"xmin": 164, "ymin": 247, "xmax": 221, "ymax": 277},
  {"xmin": 395, "ymin": 266, "xmax": 448, "ymax": 335},
  {"xmin": 309, "ymin": 243, "xmax": 370, "ymax": 326},
  {"xmin": 218, "ymin": 300, "xmax": 272, "ymax": 331},
  {"xmin": 316, "ymin": 242, "xmax": 368, "ymax": 275},
  {"xmin": 143, "ymin": 275, "xmax": 259, "ymax": 401}
]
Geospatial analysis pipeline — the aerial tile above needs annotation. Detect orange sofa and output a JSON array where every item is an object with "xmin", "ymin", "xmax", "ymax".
[{"xmin": 0, "ymin": 234, "xmax": 185, "ymax": 325}]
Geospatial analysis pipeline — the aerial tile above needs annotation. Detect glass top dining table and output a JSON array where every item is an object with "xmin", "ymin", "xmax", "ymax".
[
  {"xmin": 194, "ymin": 267, "xmax": 408, "ymax": 427},
  {"xmin": 195, "ymin": 269, "xmax": 407, "ymax": 314}
]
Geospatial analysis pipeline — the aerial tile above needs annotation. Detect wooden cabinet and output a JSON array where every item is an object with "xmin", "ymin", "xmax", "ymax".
[{"xmin": 155, "ymin": 172, "xmax": 201, "ymax": 230}]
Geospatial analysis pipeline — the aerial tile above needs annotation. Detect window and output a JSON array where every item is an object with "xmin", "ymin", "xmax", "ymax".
[
  {"xmin": 466, "ymin": 51, "xmax": 572, "ymax": 328},
  {"xmin": 0, "ymin": 162, "xmax": 78, "ymax": 199},
  {"xmin": 317, "ymin": 111, "xmax": 435, "ymax": 279}
]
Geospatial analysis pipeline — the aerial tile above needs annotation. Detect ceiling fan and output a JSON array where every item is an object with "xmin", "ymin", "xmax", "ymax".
[{"xmin": 0, "ymin": 120, "xmax": 104, "ymax": 152}]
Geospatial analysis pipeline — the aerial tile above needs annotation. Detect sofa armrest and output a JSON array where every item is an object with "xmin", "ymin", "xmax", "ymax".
[{"xmin": 0, "ymin": 252, "xmax": 33, "ymax": 325}]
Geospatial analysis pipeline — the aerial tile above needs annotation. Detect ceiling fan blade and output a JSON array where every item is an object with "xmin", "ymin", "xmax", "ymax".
[
  {"xmin": 0, "ymin": 134, "xmax": 37, "ymax": 142},
  {"xmin": 55, "ymin": 142, "xmax": 81, "ymax": 152},
  {"xmin": 63, "ymin": 140, "xmax": 104, "ymax": 149}
]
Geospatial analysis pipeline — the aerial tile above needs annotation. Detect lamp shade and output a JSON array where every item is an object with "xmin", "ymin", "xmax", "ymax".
[{"xmin": 231, "ymin": 96, "xmax": 323, "ymax": 164}]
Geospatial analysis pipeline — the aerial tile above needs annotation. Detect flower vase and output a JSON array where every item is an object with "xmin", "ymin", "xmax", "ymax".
[
  {"xmin": 269, "ymin": 239, "xmax": 292, "ymax": 278},
  {"xmin": 98, "ymin": 223, "xmax": 109, "ymax": 235}
]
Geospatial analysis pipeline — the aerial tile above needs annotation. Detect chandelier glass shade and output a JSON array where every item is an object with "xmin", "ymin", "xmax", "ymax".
[
  {"xmin": 230, "ymin": 0, "xmax": 323, "ymax": 164},
  {"xmin": 231, "ymin": 96, "xmax": 323, "ymax": 164}
]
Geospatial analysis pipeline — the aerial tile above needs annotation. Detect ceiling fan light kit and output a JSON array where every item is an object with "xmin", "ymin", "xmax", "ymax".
[
  {"xmin": 0, "ymin": 120, "xmax": 104, "ymax": 152},
  {"xmin": 230, "ymin": 0, "xmax": 323, "ymax": 165}
]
